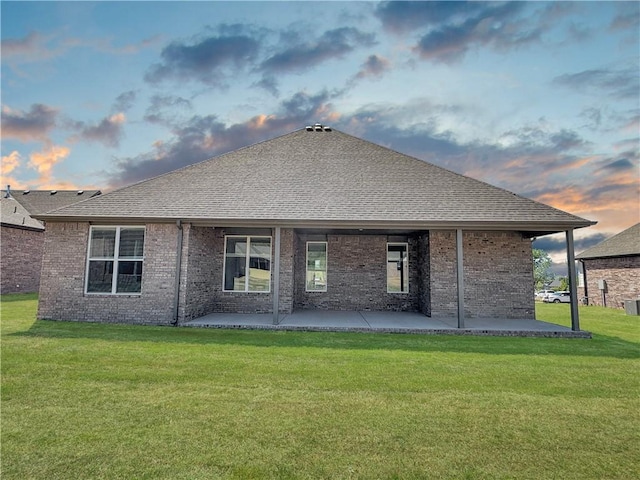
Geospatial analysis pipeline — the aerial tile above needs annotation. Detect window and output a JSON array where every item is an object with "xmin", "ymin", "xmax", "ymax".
[
  {"xmin": 223, "ymin": 236, "xmax": 271, "ymax": 292},
  {"xmin": 306, "ymin": 242, "xmax": 327, "ymax": 292},
  {"xmin": 387, "ymin": 243, "xmax": 408, "ymax": 293},
  {"xmin": 86, "ymin": 226, "xmax": 145, "ymax": 294}
]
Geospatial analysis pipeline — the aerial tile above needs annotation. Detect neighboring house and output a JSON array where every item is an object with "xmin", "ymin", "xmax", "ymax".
[
  {"xmin": 1, "ymin": 189, "xmax": 101, "ymax": 294},
  {"xmin": 577, "ymin": 223, "xmax": 640, "ymax": 308},
  {"xmin": 35, "ymin": 126, "xmax": 594, "ymax": 326}
]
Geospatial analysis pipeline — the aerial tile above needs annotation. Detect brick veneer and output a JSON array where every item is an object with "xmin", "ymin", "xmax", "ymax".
[
  {"xmin": 38, "ymin": 222, "xmax": 179, "ymax": 324},
  {"xmin": 37, "ymin": 223, "xmax": 536, "ymax": 324},
  {"xmin": 293, "ymin": 233, "xmax": 420, "ymax": 312},
  {"xmin": 581, "ymin": 256, "xmax": 640, "ymax": 308},
  {"xmin": 1, "ymin": 225, "xmax": 44, "ymax": 294},
  {"xmin": 429, "ymin": 230, "xmax": 535, "ymax": 319}
]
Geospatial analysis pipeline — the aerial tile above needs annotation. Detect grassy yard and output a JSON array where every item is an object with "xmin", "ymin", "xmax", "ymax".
[{"xmin": 2, "ymin": 294, "xmax": 639, "ymax": 479}]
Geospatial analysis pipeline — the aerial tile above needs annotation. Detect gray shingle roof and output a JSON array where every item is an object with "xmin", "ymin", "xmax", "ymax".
[
  {"xmin": 3, "ymin": 189, "xmax": 101, "ymax": 215},
  {"xmin": 1, "ymin": 197, "xmax": 45, "ymax": 230},
  {"xmin": 38, "ymin": 128, "xmax": 594, "ymax": 233},
  {"xmin": 576, "ymin": 223, "xmax": 640, "ymax": 259}
]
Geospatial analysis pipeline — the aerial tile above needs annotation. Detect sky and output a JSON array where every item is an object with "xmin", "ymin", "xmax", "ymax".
[{"xmin": 1, "ymin": 1, "xmax": 639, "ymax": 266}]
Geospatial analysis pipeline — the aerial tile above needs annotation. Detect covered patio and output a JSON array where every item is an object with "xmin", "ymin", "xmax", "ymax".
[{"xmin": 184, "ymin": 310, "xmax": 591, "ymax": 338}]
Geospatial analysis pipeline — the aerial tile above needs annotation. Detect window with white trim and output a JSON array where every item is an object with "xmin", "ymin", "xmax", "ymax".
[
  {"xmin": 86, "ymin": 226, "xmax": 145, "ymax": 294},
  {"xmin": 306, "ymin": 241, "xmax": 327, "ymax": 292},
  {"xmin": 223, "ymin": 236, "xmax": 271, "ymax": 292},
  {"xmin": 387, "ymin": 243, "xmax": 408, "ymax": 293}
]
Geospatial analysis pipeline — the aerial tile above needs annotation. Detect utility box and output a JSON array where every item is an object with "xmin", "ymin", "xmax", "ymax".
[
  {"xmin": 624, "ymin": 300, "xmax": 640, "ymax": 316},
  {"xmin": 597, "ymin": 279, "xmax": 607, "ymax": 291}
]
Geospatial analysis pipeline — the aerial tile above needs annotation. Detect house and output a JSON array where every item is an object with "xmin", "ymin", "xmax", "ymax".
[
  {"xmin": 35, "ymin": 126, "xmax": 594, "ymax": 328},
  {"xmin": 1, "ymin": 189, "xmax": 101, "ymax": 294},
  {"xmin": 577, "ymin": 223, "xmax": 640, "ymax": 308}
]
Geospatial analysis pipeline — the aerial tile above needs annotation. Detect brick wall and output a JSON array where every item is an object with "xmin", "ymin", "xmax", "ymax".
[
  {"xmin": 429, "ymin": 230, "xmax": 535, "ymax": 319},
  {"xmin": 37, "ymin": 223, "xmax": 537, "ymax": 324},
  {"xmin": 1, "ymin": 225, "xmax": 44, "ymax": 294},
  {"xmin": 38, "ymin": 222, "xmax": 178, "ymax": 324},
  {"xmin": 293, "ymin": 233, "xmax": 420, "ymax": 312},
  {"xmin": 180, "ymin": 227, "xmax": 294, "ymax": 320},
  {"xmin": 582, "ymin": 256, "xmax": 640, "ymax": 308}
]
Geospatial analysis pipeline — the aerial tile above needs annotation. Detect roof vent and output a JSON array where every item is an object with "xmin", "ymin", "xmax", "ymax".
[
  {"xmin": 50, "ymin": 190, "xmax": 57, "ymax": 195},
  {"xmin": 23, "ymin": 190, "xmax": 30, "ymax": 195},
  {"xmin": 4, "ymin": 185, "xmax": 11, "ymax": 198},
  {"xmin": 77, "ymin": 190, "xmax": 84, "ymax": 195},
  {"xmin": 306, "ymin": 123, "xmax": 332, "ymax": 132}
]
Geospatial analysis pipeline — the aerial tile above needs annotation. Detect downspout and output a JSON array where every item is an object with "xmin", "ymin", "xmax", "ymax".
[{"xmin": 172, "ymin": 220, "xmax": 184, "ymax": 326}]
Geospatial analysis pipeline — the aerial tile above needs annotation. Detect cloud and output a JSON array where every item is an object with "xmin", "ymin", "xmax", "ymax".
[
  {"xmin": 68, "ymin": 113, "xmax": 126, "ymax": 148},
  {"xmin": 145, "ymin": 25, "xmax": 261, "ymax": 86},
  {"xmin": 609, "ymin": 2, "xmax": 640, "ymax": 32},
  {"xmin": 28, "ymin": 144, "xmax": 70, "ymax": 185},
  {"xmin": 260, "ymin": 27, "xmax": 375, "ymax": 75},
  {"xmin": 0, "ymin": 31, "xmax": 61, "ymax": 63},
  {"xmin": 112, "ymin": 91, "xmax": 137, "ymax": 113},
  {"xmin": 533, "ymin": 233, "xmax": 610, "ymax": 257},
  {"xmin": 553, "ymin": 67, "xmax": 640, "ymax": 100},
  {"xmin": 1, "ymin": 151, "xmax": 21, "ymax": 176},
  {"xmin": 1, "ymin": 104, "xmax": 58, "ymax": 142},
  {"xmin": 108, "ymin": 90, "xmax": 338, "ymax": 187},
  {"xmin": 413, "ymin": 3, "xmax": 540, "ymax": 63},
  {"xmin": 375, "ymin": 1, "xmax": 485, "ymax": 33},
  {"xmin": 353, "ymin": 55, "xmax": 391, "ymax": 80},
  {"xmin": 144, "ymin": 95, "xmax": 193, "ymax": 126}
]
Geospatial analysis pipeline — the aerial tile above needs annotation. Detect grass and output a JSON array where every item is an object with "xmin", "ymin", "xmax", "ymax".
[{"xmin": 2, "ymin": 294, "xmax": 639, "ymax": 479}]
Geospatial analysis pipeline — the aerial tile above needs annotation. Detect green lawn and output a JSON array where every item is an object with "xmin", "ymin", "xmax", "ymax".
[{"xmin": 2, "ymin": 294, "xmax": 639, "ymax": 479}]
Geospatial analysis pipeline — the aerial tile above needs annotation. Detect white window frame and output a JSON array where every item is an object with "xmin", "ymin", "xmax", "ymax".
[
  {"xmin": 85, "ymin": 226, "xmax": 145, "ymax": 295},
  {"xmin": 387, "ymin": 242, "xmax": 409, "ymax": 294},
  {"xmin": 306, "ymin": 241, "xmax": 328, "ymax": 292},
  {"xmin": 222, "ymin": 235, "xmax": 272, "ymax": 293}
]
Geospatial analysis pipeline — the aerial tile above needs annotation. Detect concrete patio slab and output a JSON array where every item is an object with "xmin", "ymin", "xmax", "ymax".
[{"xmin": 183, "ymin": 310, "xmax": 591, "ymax": 338}]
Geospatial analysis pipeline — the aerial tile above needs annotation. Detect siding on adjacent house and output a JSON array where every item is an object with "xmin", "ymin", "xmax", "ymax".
[
  {"xmin": 1, "ymin": 226, "xmax": 44, "ymax": 294},
  {"xmin": 581, "ymin": 256, "xmax": 640, "ymax": 308}
]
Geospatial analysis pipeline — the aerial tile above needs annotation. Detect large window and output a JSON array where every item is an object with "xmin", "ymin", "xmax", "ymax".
[
  {"xmin": 387, "ymin": 243, "xmax": 408, "ymax": 293},
  {"xmin": 86, "ymin": 226, "xmax": 145, "ymax": 294},
  {"xmin": 306, "ymin": 241, "xmax": 327, "ymax": 292},
  {"xmin": 223, "ymin": 236, "xmax": 271, "ymax": 292}
]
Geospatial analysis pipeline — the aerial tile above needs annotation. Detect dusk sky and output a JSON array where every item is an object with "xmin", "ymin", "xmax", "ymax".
[{"xmin": 2, "ymin": 1, "xmax": 639, "ymax": 262}]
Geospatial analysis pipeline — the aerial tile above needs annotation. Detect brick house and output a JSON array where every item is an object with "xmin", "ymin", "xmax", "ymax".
[
  {"xmin": 577, "ymin": 223, "xmax": 640, "ymax": 308},
  {"xmin": 35, "ymin": 126, "xmax": 594, "ymax": 327},
  {"xmin": 1, "ymin": 189, "xmax": 101, "ymax": 294}
]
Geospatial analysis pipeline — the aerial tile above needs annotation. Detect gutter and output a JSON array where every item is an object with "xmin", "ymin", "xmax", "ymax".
[{"xmin": 172, "ymin": 220, "xmax": 184, "ymax": 326}]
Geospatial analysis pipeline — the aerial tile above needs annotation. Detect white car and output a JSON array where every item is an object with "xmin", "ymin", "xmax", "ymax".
[
  {"xmin": 544, "ymin": 291, "xmax": 571, "ymax": 303},
  {"xmin": 536, "ymin": 290, "xmax": 554, "ymax": 301}
]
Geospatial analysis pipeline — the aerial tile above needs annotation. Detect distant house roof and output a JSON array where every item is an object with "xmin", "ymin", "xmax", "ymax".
[
  {"xmin": 38, "ymin": 127, "xmax": 594, "ymax": 234},
  {"xmin": 1, "ymin": 196, "xmax": 45, "ymax": 231},
  {"xmin": 3, "ymin": 189, "xmax": 101, "ymax": 215},
  {"xmin": 1, "ymin": 189, "xmax": 101, "ymax": 231},
  {"xmin": 577, "ymin": 223, "xmax": 640, "ymax": 259}
]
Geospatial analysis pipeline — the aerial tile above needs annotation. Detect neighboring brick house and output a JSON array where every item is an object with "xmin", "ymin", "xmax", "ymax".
[
  {"xmin": 35, "ymin": 126, "xmax": 594, "ymax": 327},
  {"xmin": 577, "ymin": 223, "xmax": 640, "ymax": 308},
  {"xmin": 1, "ymin": 189, "xmax": 101, "ymax": 294}
]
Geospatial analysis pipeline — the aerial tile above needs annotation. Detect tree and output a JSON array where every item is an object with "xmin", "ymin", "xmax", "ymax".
[
  {"xmin": 532, "ymin": 248, "xmax": 554, "ymax": 290},
  {"xmin": 558, "ymin": 276, "xmax": 569, "ymax": 291}
]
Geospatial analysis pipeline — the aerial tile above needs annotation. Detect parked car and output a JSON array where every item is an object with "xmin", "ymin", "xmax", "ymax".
[
  {"xmin": 536, "ymin": 290, "xmax": 555, "ymax": 301},
  {"xmin": 544, "ymin": 291, "xmax": 571, "ymax": 303}
]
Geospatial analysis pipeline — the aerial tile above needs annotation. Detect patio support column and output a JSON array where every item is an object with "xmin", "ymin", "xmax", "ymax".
[
  {"xmin": 566, "ymin": 229, "xmax": 580, "ymax": 331},
  {"xmin": 272, "ymin": 226, "xmax": 281, "ymax": 325},
  {"xmin": 456, "ymin": 228, "xmax": 465, "ymax": 328}
]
